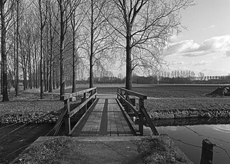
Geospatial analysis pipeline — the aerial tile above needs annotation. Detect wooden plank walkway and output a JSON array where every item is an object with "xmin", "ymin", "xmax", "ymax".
[{"xmin": 72, "ymin": 98, "xmax": 134, "ymax": 136}]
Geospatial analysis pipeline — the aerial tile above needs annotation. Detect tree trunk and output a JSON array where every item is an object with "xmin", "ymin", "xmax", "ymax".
[
  {"xmin": 59, "ymin": 0, "xmax": 65, "ymax": 98},
  {"xmin": 49, "ymin": 54, "xmax": 53, "ymax": 92},
  {"xmin": 46, "ymin": 59, "xmax": 49, "ymax": 92},
  {"xmin": 35, "ymin": 45, "xmax": 38, "ymax": 88},
  {"xmin": 15, "ymin": 0, "xmax": 19, "ymax": 96},
  {"xmin": 125, "ymin": 31, "xmax": 132, "ymax": 90},
  {"xmin": 39, "ymin": 0, "xmax": 44, "ymax": 99},
  {"xmin": 53, "ymin": 65, "xmax": 55, "ymax": 90},
  {"xmin": 1, "ymin": 2, "xmax": 9, "ymax": 101},
  {"xmin": 56, "ymin": 68, "xmax": 59, "ymax": 89},
  {"xmin": 13, "ymin": 13, "xmax": 16, "ymax": 90},
  {"xmin": 46, "ymin": 22, "xmax": 49, "ymax": 92},
  {"xmin": 40, "ymin": 37, "xmax": 43, "ymax": 99},
  {"xmin": 72, "ymin": 36, "xmax": 76, "ymax": 93},
  {"xmin": 40, "ymin": 43, "xmax": 43, "ymax": 97},
  {"xmin": 48, "ymin": 15, "xmax": 53, "ymax": 92},
  {"xmin": 0, "ymin": 60, "xmax": 2, "ymax": 95},
  {"xmin": 89, "ymin": 56, "xmax": 93, "ymax": 88},
  {"xmin": 89, "ymin": 0, "xmax": 94, "ymax": 88},
  {"xmin": 23, "ymin": 68, "xmax": 26, "ymax": 90},
  {"xmin": 43, "ymin": 53, "xmax": 47, "ymax": 92},
  {"xmin": 28, "ymin": 49, "xmax": 32, "ymax": 89}
]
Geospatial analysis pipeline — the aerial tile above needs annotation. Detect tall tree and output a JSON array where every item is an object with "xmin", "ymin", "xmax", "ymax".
[
  {"xmin": 38, "ymin": 0, "xmax": 48, "ymax": 99},
  {"xmin": 109, "ymin": 0, "xmax": 193, "ymax": 89},
  {"xmin": 57, "ymin": 0, "xmax": 67, "ymax": 98},
  {"xmin": 0, "ymin": 0, "xmax": 15, "ymax": 101},
  {"xmin": 15, "ymin": 0, "xmax": 20, "ymax": 96},
  {"xmin": 47, "ymin": 0, "xmax": 57, "ymax": 92},
  {"xmin": 56, "ymin": 0, "xmax": 77, "ymax": 98},
  {"xmin": 83, "ymin": 0, "xmax": 113, "ymax": 88},
  {"xmin": 69, "ymin": 0, "xmax": 84, "ymax": 93}
]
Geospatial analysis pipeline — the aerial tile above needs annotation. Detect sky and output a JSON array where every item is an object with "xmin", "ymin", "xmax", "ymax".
[{"xmin": 163, "ymin": 0, "xmax": 230, "ymax": 76}]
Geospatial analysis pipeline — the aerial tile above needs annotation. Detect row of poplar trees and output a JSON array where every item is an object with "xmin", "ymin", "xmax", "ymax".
[{"xmin": 0, "ymin": 0, "xmax": 193, "ymax": 101}]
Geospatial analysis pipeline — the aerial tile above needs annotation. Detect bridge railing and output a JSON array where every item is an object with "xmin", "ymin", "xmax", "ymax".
[
  {"xmin": 117, "ymin": 87, "xmax": 159, "ymax": 136},
  {"xmin": 59, "ymin": 87, "xmax": 97, "ymax": 135}
]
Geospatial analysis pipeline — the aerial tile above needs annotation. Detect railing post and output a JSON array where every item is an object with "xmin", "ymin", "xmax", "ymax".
[
  {"xmin": 83, "ymin": 92, "xmax": 87, "ymax": 113},
  {"xmin": 200, "ymin": 139, "xmax": 214, "ymax": 164},
  {"xmin": 64, "ymin": 98, "xmax": 71, "ymax": 135},
  {"xmin": 139, "ymin": 98, "xmax": 144, "ymax": 136},
  {"xmin": 125, "ymin": 93, "xmax": 131, "ymax": 113}
]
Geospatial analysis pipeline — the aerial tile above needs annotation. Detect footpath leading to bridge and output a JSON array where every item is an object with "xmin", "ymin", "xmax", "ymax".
[{"xmin": 11, "ymin": 88, "xmax": 193, "ymax": 164}]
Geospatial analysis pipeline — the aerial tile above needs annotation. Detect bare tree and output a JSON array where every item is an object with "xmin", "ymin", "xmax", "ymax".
[
  {"xmin": 38, "ymin": 0, "xmax": 48, "ymax": 99},
  {"xmin": 83, "ymin": 0, "xmax": 113, "ymax": 88},
  {"xmin": 46, "ymin": 0, "xmax": 59, "ymax": 92},
  {"xmin": 56, "ymin": 0, "xmax": 75, "ymax": 98},
  {"xmin": 19, "ymin": 9, "xmax": 37, "ymax": 90},
  {"xmin": 15, "ymin": 0, "xmax": 20, "ymax": 96},
  {"xmin": 0, "ymin": 0, "xmax": 15, "ymax": 101},
  {"xmin": 69, "ymin": 0, "xmax": 84, "ymax": 93},
  {"xmin": 109, "ymin": 0, "xmax": 193, "ymax": 89}
]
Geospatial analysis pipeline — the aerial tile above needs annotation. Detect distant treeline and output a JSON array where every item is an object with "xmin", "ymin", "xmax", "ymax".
[
  {"xmin": 159, "ymin": 76, "xmax": 230, "ymax": 84},
  {"xmin": 73, "ymin": 75, "xmax": 230, "ymax": 84},
  {"xmin": 4, "ymin": 75, "xmax": 229, "ymax": 91}
]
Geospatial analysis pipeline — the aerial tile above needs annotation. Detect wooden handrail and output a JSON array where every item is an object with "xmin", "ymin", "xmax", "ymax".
[
  {"xmin": 69, "ymin": 93, "xmax": 97, "ymax": 117},
  {"xmin": 48, "ymin": 107, "xmax": 67, "ymax": 136},
  {"xmin": 61, "ymin": 87, "xmax": 97, "ymax": 101},
  {"xmin": 117, "ymin": 87, "xmax": 159, "ymax": 136},
  {"xmin": 59, "ymin": 87, "xmax": 97, "ymax": 135},
  {"xmin": 117, "ymin": 92, "xmax": 139, "ymax": 116},
  {"xmin": 117, "ymin": 88, "xmax": 147, "ymax": 99}
]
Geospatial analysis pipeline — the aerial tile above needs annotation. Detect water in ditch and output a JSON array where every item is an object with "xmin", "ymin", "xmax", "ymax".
[
  {"xmin": 154, "ymin": 118, "xmax": 230, "ymax": 164},
  {"xmin": 0, "ymin": 123, "xmax": 56, "ymax": 164}
]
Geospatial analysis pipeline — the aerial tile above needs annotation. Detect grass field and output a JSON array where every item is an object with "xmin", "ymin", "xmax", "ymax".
[
  {"xmin": 2, "ymin": 84, "xmax": 229, "ymax": 116},
  {"xmin": 64, "ymin": 84, "xmax": 230, "ymax": 113},
  {"xmin": 70, "ymin": 83, "xmax": 228, "ymax": 98}
]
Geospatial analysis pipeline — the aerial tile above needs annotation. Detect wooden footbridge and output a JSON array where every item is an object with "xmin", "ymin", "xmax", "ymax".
[{"xmin": 51, "ymin": 88, "xmax": 159, "ymax": 137}]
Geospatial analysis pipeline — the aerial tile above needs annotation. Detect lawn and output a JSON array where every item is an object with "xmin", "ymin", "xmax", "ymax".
[
  {"xmin": 68, "ymin": 83, "xmax": 227, "ymax": 98},
  {"xmin": 1, "ymin": 84, "xmax": 229, "ymax": 122},
  {"xmin": 132, "ymin": 84, "xmax": 219, "ymax": 98},
  {"xmin": 145, "ymin": 98, "xmax": 230, "ymax": 112},
  {"xmin": 0, "ymin": 92, "xmax": 63, "ymax": 123},
  {"xmin": 63, "ymin": 84, "xmax": 230, "ymax": 114}
]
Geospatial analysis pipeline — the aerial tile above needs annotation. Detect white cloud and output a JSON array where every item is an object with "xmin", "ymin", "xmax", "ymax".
[
  {"xmin": 164, "ymin": 35, "xmax": 230, "ymax": 57},
  {"xmin": 200, "ymin": 68, "xmax": 229, "ymax": 76},
  {"xmin": 203, "ymin": 25, "xmax": 215, "ymax": 31},
  {"xmin": 192, "ymin": 60, "xmax": 211, "ymax": 66},
  {"xmin": 169, "ymin": 34, "xmax": 184, "ymax": 43},
  {"xmin": 170, "ymin": 60, "xmax": 185, "ymax": 65},
  {"xmin": 209, "ymin": 125, "xmax": 230, "ymax": 134}
]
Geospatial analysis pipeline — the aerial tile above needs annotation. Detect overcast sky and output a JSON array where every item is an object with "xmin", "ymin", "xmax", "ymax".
[{"xmin": 163, "ymin": 0, "xmax": 230, "ymax": 76}]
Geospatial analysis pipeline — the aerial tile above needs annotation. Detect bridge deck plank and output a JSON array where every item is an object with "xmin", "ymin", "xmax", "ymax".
[{"xmin": 72, "ymin": 98, "xmax": 133, "ymax": 136}]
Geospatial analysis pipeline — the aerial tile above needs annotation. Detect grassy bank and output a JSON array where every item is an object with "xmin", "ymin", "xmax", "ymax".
[
  {"xmin": 12, "ymin": 136, "xmax": 192, "ymax": 164},
  {"xmin": 0, "ymin": 92, "xmax": 63, "ymax": 123},
  {"xmin": 1, "ymin": 84, "xmax": 229, "ymax": 123},
  {"xmin": 69, "ymin": 83, "xmax": 226, "ymax": 98},
  {"xmin": 145, "ymin": 98, "xmax": 230, "ymax": 112}
]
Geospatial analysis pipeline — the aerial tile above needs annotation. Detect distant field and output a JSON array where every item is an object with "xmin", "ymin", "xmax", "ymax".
[{"xmin": 68, "ymin": 84, "xmax": 228, "ymax": 98}]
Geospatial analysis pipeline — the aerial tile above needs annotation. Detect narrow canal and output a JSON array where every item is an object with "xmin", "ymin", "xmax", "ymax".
[
  {"xmin": 155, "ymin": 118, "xmax": 230, "ymax": 164},
  {"xmin": 0, "ymin": 123, "xmax": 56, "ymax": 164},
  {"xmin": 1, "ymin": 118, "xmax": 230, "ymax": 164}
]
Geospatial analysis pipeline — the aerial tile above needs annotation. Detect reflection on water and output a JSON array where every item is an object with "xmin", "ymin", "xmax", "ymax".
[
  {"xmin": 153, "ymin": 117, "xmax": 230, "ymax": 127},
  {"xmin": 208, "ymin": 125, "xmax": 230, "ymax": 133},
  {"xmin": 155, "ymin": 120, "xmax": 230, "ymax": 164}
]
